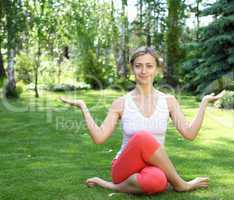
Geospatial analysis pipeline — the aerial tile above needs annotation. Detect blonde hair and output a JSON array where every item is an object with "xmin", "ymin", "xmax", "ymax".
[{"xmin": 129, "ymin": 46, "xmax": 164, "ymax": 69}]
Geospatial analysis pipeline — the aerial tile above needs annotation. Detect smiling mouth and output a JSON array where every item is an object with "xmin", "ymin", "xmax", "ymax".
[{"xmin": 139, "ymin": 76, "xmax": 149, "ymax": 79}]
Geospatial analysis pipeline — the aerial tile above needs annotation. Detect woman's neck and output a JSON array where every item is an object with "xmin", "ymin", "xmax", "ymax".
[{"xmin": 134, "ymin": 84, "xmax": 155, "ymax": 97}]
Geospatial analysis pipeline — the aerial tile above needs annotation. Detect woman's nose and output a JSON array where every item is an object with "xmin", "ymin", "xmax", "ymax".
[{"xmin": 141, "ymin": 66, "xmax": 147, "ymax": 73}]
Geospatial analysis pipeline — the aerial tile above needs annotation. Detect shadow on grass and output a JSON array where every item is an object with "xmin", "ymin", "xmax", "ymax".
[{"xmin": 166, "ymin": 129, "xmax": 234, "ymax": 172}]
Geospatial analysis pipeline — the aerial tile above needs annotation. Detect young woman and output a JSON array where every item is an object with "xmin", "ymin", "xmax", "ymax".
[{"xmin": 60, "ymin": 46, "xmax": 225, "ymax": 195}]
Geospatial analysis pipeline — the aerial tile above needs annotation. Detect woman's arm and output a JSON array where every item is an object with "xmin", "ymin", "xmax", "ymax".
[
  {"xmin": 167, "ymin": 91, "xmax": 225, "ymax": 141},
  {"xmin": 60, "ymin": 96, "xmax": 123, "ymax": 144}
]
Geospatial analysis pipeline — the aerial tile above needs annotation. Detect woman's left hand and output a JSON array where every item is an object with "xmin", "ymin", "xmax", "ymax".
[{"xmin": 202, "ymin": 90, "xmax": 226, "ymax": 104}]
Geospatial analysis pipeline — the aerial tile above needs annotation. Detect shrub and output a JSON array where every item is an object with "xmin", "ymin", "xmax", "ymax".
[
  {"xmin": 111, "ymin": 78, "xmax": 135, "ymax": 91},
  {"xmin": 48, "ymin": 82, "xmax": 91, "ymax": 92},
  {"xmin": 15, "ymin": 52, "xmax": 34, "ymax": 84},
  {"xmin": 214, "ymin": 90, "xmax": 234, "ymax": 109}
]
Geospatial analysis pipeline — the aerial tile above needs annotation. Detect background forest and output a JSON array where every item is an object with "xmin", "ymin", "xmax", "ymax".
[{"xmin": 0, "ymin": 0, "xmax": 233, "ymax": 103}]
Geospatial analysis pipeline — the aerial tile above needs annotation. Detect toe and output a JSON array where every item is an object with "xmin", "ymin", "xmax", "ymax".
[{"xmin": 85, "ymin": 180, "xmax": 96, "ymax": 187}]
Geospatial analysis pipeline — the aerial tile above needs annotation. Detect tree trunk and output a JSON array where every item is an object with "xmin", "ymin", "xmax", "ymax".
[
  {"xmin": 57, "ymin": 50, "xmax": 63, "ymax": 84},
  {"xmin": 165, "ymin": 0, "xmax": 183, "ymax": 87},
  {"xmin": 139, "ymin": 0, "xmax": 143, "ymax": 27},
  {"xmin": 0, "ymin": 48, "xmax": 6, "ymax": 80},
  {"xmin": 146, "ymin": 20, "xmax": 151, "ymax": 46},
  {"xmin": 34, "ymin": 66, "xmax": 39, "ymax": 98},
  {"xmin": 34, "ymin": 46, "xmax": 40, "ymax": 98},
  {"xmin": 195, "ymin": 0, "xmax": 201, "ymax": 41},
  {"xmin": 117, "ymin": 0, "xmax": 129, "ymax": 78},
  {"xmin": 146, "ymin": 2, "xmax": 151, "ymax": 46},
  {"xmin": 5, "ymin": 48, "xmax": 17, "ymax": 98}
]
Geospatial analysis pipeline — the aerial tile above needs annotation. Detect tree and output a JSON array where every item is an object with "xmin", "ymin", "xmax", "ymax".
[
  {"xmin": 0, "ymin": 1, "xmax": 6, "ymax": 85},
  {"xmin": 164, "ymin": 0, "xmax": 185, "ymax": 87},
  {"xmin": 116, "ymin": 0, "xmax": 129, "ymax": 79},
  {"xmin": 194, "ymin": 0, "xmax": 203, "ymax": 40},
  {"xmin": 0, "ymin": 49, "xmax": 6, "ymax": 85},
  {"xmin": 182, "ymin": 0, "xmax": 234, "ymax": 94},
  {"xmin": 187, "ymin": 0, "xmax": 204, "ymax": 41},
  {"xmin": 26, "ymin": 0, "xmax": 60, "ymax": 97},
  {"xmin": 132, "ymin": 0, "xmax": 167, "ymax": 49},
  {"xmin": 1, "ymin": 0, "xmax": 26, "ymax": 97},
  {"xmin": 45, "ymin": 0, "xmax": 70, "ymax": 84},
  {"xmin": 68, "ymin": 0, "xmax": 117, "ymax": 89}
]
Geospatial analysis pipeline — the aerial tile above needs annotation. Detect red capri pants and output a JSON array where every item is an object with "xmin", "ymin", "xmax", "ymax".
[{"xmin": 111, "ymin": 131, "xmax": 168, "ymax": 195}]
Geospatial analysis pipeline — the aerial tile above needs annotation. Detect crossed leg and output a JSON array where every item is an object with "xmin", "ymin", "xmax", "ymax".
[
  {"xmin": 86, "ymin": 174, "xmax": 142, "ymax": 194},
  {"xmin": 85, "ymin": 131, "xmax": 208, "ymax": 194}
]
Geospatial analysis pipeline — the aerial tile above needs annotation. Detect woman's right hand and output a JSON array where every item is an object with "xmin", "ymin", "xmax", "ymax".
[{"xmin": 59, "ymin": 96, "xmax": 86, "ymax": 110}]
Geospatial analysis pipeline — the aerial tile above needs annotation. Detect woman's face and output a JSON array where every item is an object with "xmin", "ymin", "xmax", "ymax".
[{"xmin": 132, "ymin": 53, "xmax": 160, "ymax": 85}]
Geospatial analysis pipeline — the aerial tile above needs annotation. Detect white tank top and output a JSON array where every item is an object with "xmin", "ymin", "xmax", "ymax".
[{"xmin": 114, "ymin": 92, "xmax": 169, "ymax": 159}]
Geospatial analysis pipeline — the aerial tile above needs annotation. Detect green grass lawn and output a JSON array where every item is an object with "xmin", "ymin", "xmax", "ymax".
[{"xmin": 0, "ymin": 89, "xmax": 233, "ymax": 200}]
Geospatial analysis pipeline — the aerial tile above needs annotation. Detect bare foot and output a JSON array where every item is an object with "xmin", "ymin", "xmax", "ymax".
[
  {"xmin": 85, "ymin": 177, "xmax": 116, "ymax": 190},
  {"xmin": 85, "ymin": 177, "xmax": 101, "ymax": 187},
  {"xmin": 174, "ymin": 177, "xmax": 209, "ymax": 192}
]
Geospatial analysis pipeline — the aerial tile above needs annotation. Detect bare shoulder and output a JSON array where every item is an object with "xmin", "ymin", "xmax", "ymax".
[
  {"xmin": 109, "ymin": 95, "xmax": 125, "ymax": 117},
  {"xmin": 166, "ymin": 94, "xmax": 177, "ymax": 102},
  {"xmin": 165, "ymin": 94, "xmax": 178, "ymax": 113},
  {"xmin": 156, "ymin": 90, "xmax": 175, "ymax": 101}
]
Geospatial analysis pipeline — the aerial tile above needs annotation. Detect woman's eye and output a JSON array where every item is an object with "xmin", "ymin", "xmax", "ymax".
[{"xmin": 147, "ymin": 65, "xmax": 153, "ymax": 68}]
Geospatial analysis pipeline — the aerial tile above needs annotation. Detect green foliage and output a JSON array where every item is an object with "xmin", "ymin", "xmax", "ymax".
[
  {"xmin": 14, "ymin": 46, "xmax": 77, "ymax": 94},
  {"xmin": 70, "ymin": 1, "xmax": 118, "ymax": 89},
  {"xmin": 2, "ymin": 0, "xmax": 27, "ymax": 49},
  {"xmin": 5, "ymin": 0, "xmax": 234, "ymax": 98},
  {"xmin": 38, "ymin": 56, "xmax": 57, "ymax": 87},
  {"xmin": 77, "ymin": 49, "xmax": 112, "ymax": 89},
  {"xmin": 15, "ymin": 81, "xmax": 25, "ymax": 96},
  {"xmin": 131, "ymin": 0, "xmax": 167, "ymax": 47},
  {"xmin": 164, "ymin": 0, "xmax": 185, "ymax": 86},
  {"xmin": 181, "ymin": 0, "xmax": 234, "ymax": 94},
  {"xmin": 111, "ymin": 78, "xmax": 135, "ymax": 91},
  {"xmin": 15, "ymin": 52, "xmax": 34, "ymax": 84},
  {"xmin": 0, "ymin": 77, "xmax": 5, "ymax": 88},
  {"xmin": 1, "ymin": 0, "xmax": 28, "ymax": 98},
  {"xmin": 181, "ymin": 42, "xmax": 204, "ymax": 91},
  {"xmin": 214, "ymin": 90, "xmax": 234, "ymax": 109}
]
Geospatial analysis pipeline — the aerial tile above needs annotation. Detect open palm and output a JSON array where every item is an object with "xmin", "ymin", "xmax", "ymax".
[
  {"xmin": 202, "ymin": 90, "xmax": 226, "ymax": 103},
  {"xmin": 59, "ymin": 96, "xmax": 86, "ymax": 108}
]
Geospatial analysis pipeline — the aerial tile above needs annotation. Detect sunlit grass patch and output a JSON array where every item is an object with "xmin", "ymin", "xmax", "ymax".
[{"xmin": 0, "ymin": 89, "xmax": 233, "ymax": 200}]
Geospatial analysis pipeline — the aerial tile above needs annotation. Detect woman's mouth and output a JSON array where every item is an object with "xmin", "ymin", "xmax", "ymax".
[{"xmin": 139, "ymin": 76, "xmax": 149, "ymax": 79}]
